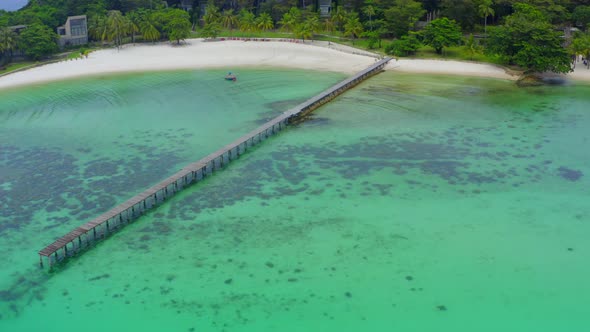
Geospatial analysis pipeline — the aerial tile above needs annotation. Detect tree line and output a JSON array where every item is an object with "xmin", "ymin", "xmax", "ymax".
[
  {"xmin": 89, "ymin": 7, "xmax": 192, "ymax": 48},
  {"xmin": 1, "ymin": 0, "xmax": 590, "ymax": 72}
]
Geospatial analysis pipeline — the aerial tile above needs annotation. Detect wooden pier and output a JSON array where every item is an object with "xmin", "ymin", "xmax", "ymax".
[{"xmin": 38, "ymin": 57, "xmax": 392, "ymax": 269}]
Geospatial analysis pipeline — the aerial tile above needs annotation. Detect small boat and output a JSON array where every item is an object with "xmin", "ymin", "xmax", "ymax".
[{"xmin": 225, "ymin": 72, "xmax": 237, "ymax": 81}]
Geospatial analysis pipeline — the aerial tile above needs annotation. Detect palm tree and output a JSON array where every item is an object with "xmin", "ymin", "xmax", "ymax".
[
  {"xmin": 88, "ymin": 15, "xmax": 108, "ymax": 42},
  {"xmin": 295, "ymin": 13, "xmax": 320, "ymax": 41},
  {"xmin": 279, "ymin": 7, "xmax": 301, "ymax": 33},
  {"xmin": 344, "ymin": 15, "xmax": 364, "ymax": 44},
  {"xmin": 323, "ymin": 18, "xmax": 335, "ymax": 33},
  {"xmin": 256, "ymin": 12, "xmax": 274, "ymax": 32},
  {"xmin": 141, "ymin": 22, "xmax": 160, "ymax": 42},
  {"xmin": 238, "ymin": 10, "xmax": 257, "ymax": 34},
  {"xmin": 306, "ymin": 14, "xmax": 321, "ymax": 34},
  {"xmin": 221, "ymin": 9, "xmax": 238, "ymax": 31},
  {"xmin": 362, "ymin": 4, "xmax": 376, "ymax": 31},
  {"xmin": 126, "ymin": 17, "xmax": 140, "ymax": 44},
  {"xmin": 331, "ymin": 6, "xmax": 347, "ymax": 33},
  {"xmin": 128, "ymin": 9, "xmax": 160, "ymax": 43},
  {"xmin": 0, "ymin": 27, "xmax": 18, "ymax": 65},
  {"xmin": 105, "ymin": 10, "xmax": 128, "ymax": 50},
  {"xmin": 478, "ymin": 0, "xmax": 494, "ymax": 36},
  {"xmin": 203, "ymin": 4, "xmax": 221, "ymax": 26}
]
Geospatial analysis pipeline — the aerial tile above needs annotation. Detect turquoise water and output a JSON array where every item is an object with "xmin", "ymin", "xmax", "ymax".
[{"xmin": 1, "ymin": 70, "xmax": 589, "ymax": 331}]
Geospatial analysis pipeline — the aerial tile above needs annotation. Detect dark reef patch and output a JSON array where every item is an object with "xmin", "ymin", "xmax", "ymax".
[
  {"xmin": 557, "ymin": 166, "xmax": 583, "ymax": 182},
  {"xmin": 88, "ymin": 274, "xmax": 111, "ymax": 282}
]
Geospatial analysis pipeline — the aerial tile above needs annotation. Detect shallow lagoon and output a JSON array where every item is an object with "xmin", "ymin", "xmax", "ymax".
[{"xmin": 0, "ymin": 70, "xmax": 589, "ymax": 331}]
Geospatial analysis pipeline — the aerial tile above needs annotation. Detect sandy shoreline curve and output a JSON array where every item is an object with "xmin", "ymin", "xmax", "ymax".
[
  {"xmin": 0, "ymin": 38, "xmax": 588, "ymax": 90},
  {"xmin": 386, "ymin": 59, "xmax": 518, "ymax": 80}
]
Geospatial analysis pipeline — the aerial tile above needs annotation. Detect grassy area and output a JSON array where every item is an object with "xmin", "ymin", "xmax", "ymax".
[
  {"xmin": 412, "ymin": 45, "xmax": 506, "ymax": 65},
  {"xmin": 186, "ymin": 28, "xmax": 513, "ymax": 67},
  {"xmin": 190, "ymin": 28, "xmax": 390, "ymax": 53},
  {"xmin": 0, "ymin": 61, "xmax": 36, "ymax": 75},
  {"xmin": 191, "ymin": 30, "xmax": 294, "ymax": 39},
  {"xmin": 314, "ymin": 34, "xmax": 390, "ymax": 54},
  {"xmin": 0, "ymin": 49, "xmax": 94, "ymax": 76},
  {"xmin": 66, "ymin": 52, "xmax": 83, "ymax": 60}
]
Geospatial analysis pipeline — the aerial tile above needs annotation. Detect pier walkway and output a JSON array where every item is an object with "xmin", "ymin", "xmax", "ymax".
[{"xmin": 38, "ymin": 57, "xmax": 392, "ymax": 268}]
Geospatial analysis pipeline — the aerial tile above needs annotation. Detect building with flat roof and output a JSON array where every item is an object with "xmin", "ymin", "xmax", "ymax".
[
  {"xmin": 319, "ymin": 0, "xmax": 333, "ymax": 17},
  {"xmin": 179, "ymin": 0, "xmax": 193, "ymax": 10},
  {"xmin": 57, "ymin": 15, "xmax": 88, "ymax": 48},
  {"xmin": 8, "ymin": 25, "xmax": 27, "ymax": 34}
]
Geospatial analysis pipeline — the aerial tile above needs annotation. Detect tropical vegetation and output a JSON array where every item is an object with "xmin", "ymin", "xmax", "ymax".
[{"xmin": 1, "ymin": 0, "xmax": 589, "ymax": 74}]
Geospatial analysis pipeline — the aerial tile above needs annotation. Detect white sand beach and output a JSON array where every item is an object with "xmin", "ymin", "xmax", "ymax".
[
  {"xmin": 385, "ymin": 58, "xmax": 518, "ymax": 80},
  {"xmin": 0, "ymin": 39, "xmax": 375, "ymax": 90},
  {"xmin": 1, "ymin": 38, "xmax": 589, "ymax": 89},
  {"xmin": 568, "ymin": 61, "xmax": 590, "ymax": 81}
]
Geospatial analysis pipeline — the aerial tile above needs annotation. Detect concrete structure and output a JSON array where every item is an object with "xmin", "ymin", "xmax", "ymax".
[
  {"xmin": 38, "ymin": 58, "xmax": 392, "ymax": 270},
  {"xmin": 178, "ymin": 0, "xmax": 193, "ymax": 10},
  {"xmin": 57, "ymin": 15, "xmax": 88, "ymax": 48},
  {"xmin": 319, "ymin": 0, "xmax": 332, "ymax": 17},
  {"xmin": 8, "ymin": 24, "xmax": 27, "ymax": 34}
]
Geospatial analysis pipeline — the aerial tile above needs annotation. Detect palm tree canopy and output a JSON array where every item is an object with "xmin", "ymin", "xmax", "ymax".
[
  {"xmin": 279, "ymin": 7, "xmax": 301, "ymax": 32},
  {"xmin": 0, "ymin": 28, "xmax": 18, "ymax": 53},
  {"xmin": 221, "ymin": 9, "xmax": 238, "ymax": 30},
  {"xmin": 344, "ymin": 16, "xmax": 364, "ymax": 39},
  {"xmin": 256, "ymin": 12, "xmax": 274, "ymax": 31},
  {"xmin": 478, "ymin": 0, "xmax": 495, "ymax": 18},
  {"xmin": 238, "ymin": 10, "xmax": 256, "ymax": 33},
  {"xmin": 203, "ymin": 4, "xmax": 221, "ymax": 25}
]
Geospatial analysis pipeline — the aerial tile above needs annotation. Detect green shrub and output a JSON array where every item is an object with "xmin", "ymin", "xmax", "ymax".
[{"xmin": 385, "ymin": 34, "xmax": 421, "ymax": 56}]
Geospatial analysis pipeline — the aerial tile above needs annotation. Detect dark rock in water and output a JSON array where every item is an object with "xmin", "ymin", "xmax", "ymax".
[
  {"xmin": 541, "ymin": 75, "xmax": 568, "ymax": 85},
  {"xmin": 567, "ymin": 248, "xmax": 574, "ymax": 252},
  {"xmin": 345, "ymin": 291, "xmax": 352, "ymax": 298},
  {"xmin": 558, "ymin": 167, "xmax": 583, "ymax": 181},
  {"xmin": 516, "ymin": 74, "xmax": 545, "ymax": 87},
  {"xmin": 436, "ymin": 305, "xmax": 447, "ymax": 311},
  {"xmin": 518, "ymin": 73, "xmax": 569, "ymax": 86},
  {"xmin": 305, "ymin": 117, "xmax": 331, "ymax": 127},
  {"xmin": 88, "ymin": 274, "xmax": 110, "ymax": 281},
  {"xmin": 265, "ymin": 262, "xmax": 274, "ymax": 268},
  {"xmin": 224, "ymin": 278, "xmax": 233, "ymax": 285},
  {"xmin": 405, "ymin": 276, "xmax": 413, "ymax": 281}
]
